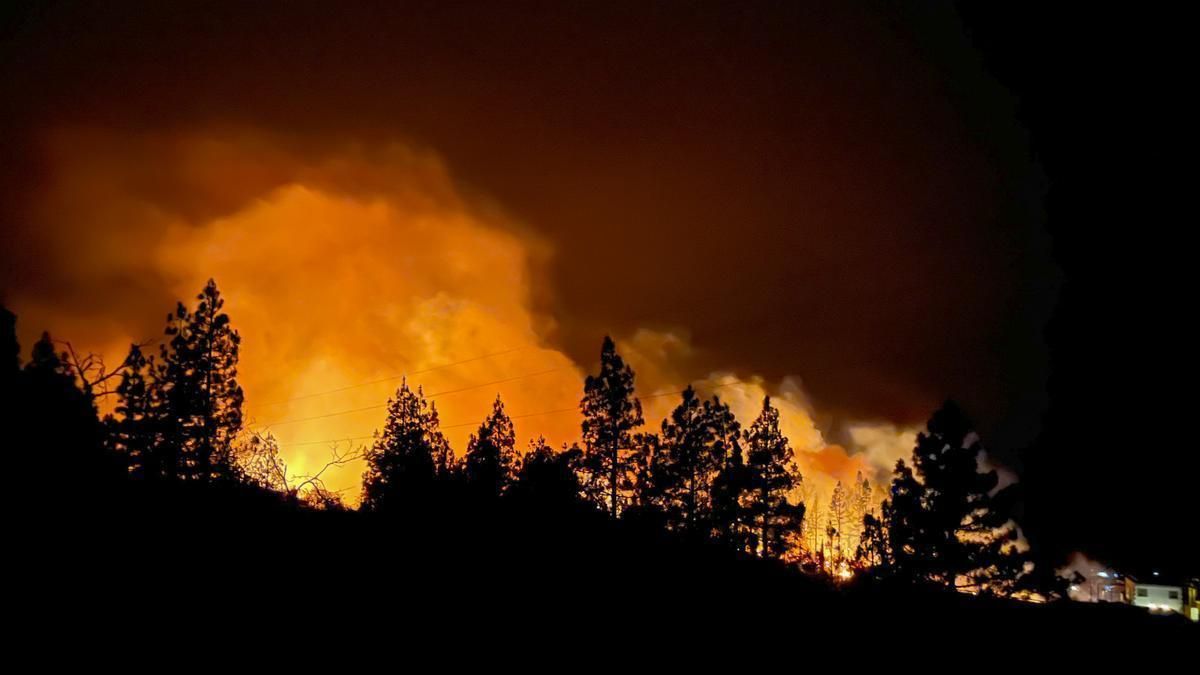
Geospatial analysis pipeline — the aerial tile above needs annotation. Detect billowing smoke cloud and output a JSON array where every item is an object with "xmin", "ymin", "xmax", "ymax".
[
  {"xmin": 618, "ymin": 329, "xmax": 906, "ymax": 504},
  {"xmin": 7, "ymin": 125, "xmax": 925, "ymax": 504},
  {"xmin": 846, "ymin": 423, "xmax": 920, "ymax": 485},
  {"xmin": 1059, "ymin": 552, "xmax": 1122, "ymax": 603}
]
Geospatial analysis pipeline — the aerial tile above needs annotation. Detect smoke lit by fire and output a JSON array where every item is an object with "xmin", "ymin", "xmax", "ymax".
[{"xmin": 9, "ymin": 126, "xmax": 919, "ymax": 506}]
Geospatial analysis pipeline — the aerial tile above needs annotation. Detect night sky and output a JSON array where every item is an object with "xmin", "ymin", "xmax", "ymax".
[{"xmin": 1, "ymin": 2, "xmax": 1194, "ymax": 569}]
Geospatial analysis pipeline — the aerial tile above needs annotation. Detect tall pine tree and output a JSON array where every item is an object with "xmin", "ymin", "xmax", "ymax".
[
  {"xmin": 579, "ymin": 336, "xmax": 643, "ymax": 517},
  {"xmin": 875, "ymin": 402, "xmax": 1027, "ymax": 594},
  {"xmin": 463, "ymin": 394, "xmax": 518, "ymax": 497},
  {"xmin": 109, "ymin": 344, "xmax": 158, "ymax": 479},
  {"xmin": 361, "ymin": 378, "xmax": 449, "ymax": 512},
  {"xmin": 880, "ymin": 458, "xmax": 924, "ymax": 576},
  {"xmin": 742, "ymin": 396, "xmax": 804, "ymax": 559},
  {"xmin": 707, "ymin": 394, "xmax": 747, "ymax": 547},
  {"xmin": 155, "ymin": 280, "xmax": 244, "ymax": 482},
  {"xmin": 911, "ymin": 401, "xmax": 1025, "ymax": 593},
  {"xmin": 658, "ymin": 386, "xmax": 722, "ymax": 533}
]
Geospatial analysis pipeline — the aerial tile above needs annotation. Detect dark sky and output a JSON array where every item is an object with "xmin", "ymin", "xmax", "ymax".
[{"xmin": 1, "ymin": 2, "xmax": 1192, "ymax": 566}]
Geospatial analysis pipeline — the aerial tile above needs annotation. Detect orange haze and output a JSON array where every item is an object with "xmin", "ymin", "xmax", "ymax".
[{"xmin": 9, "ymin": 127, "xmax": 917, "ymax": 505}]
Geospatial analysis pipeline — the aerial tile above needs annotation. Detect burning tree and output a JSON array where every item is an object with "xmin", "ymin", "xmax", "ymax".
[{"xmin": 829, "ymin": 480, "xmax": 849, "ymax": 565}]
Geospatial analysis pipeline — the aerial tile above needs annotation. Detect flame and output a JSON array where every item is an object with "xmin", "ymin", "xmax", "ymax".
[{"xmin": 836, "ymin": 561, "xmax": 854, "ymax": 582}]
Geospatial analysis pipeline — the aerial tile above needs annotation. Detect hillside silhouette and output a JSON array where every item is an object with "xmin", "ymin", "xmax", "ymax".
[{"xmin": 4, "ymin": 291, "xmax": 1192, "ymax": 650}]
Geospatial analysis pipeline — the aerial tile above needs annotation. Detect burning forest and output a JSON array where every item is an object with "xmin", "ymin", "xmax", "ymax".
[{"xmin": 2, "ymin": 0, "xmax": 1195, "ymax": 649}]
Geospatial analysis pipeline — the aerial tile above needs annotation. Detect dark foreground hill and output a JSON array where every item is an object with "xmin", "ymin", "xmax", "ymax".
[{"xmin": 11, "ymin": 480, "xmax": 1193, "ymax": 658}]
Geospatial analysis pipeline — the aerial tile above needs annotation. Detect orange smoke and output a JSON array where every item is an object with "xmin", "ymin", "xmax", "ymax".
[{"xmin": 9, "ymin": 126, "xmax": 917, "ymax": 506}]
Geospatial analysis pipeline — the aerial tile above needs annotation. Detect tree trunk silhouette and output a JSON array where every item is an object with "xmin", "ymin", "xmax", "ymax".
[{"xmin": 610, "ymin": 437, "xmax": 617, "ymax": 518}]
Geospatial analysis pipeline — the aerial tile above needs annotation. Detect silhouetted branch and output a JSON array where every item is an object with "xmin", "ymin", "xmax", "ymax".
[
  {"xmin": 237, "ymin": 430, "xmax": 361, "ymax": 505},
  {"xmin": 292, "ymin": 444, "xmax": 364, "ymax": 497},
  {"xmin": 56, "ymin": 338, "xmax": 152, "ymax": 399}
]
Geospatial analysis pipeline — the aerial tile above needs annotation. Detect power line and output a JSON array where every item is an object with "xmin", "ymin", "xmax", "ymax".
[
  {"xmin": 440, "ymin": 405, "xmax": 580, "ymax": 430},
  {"xmin": 276, "ymin": 434, "xmax": 375, "ymax": 449},
  {"xmin": 253, "ymin": 364, "xmax": 577, "ymax": 428},
  {"xmin": 253, "ymin": 346, "xmax": 528, "ymax": 407}
]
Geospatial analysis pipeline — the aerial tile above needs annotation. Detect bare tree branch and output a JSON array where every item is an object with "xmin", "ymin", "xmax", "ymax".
[{"xmin": 56, "ymin": 338, "xmax": 153, "ymax": 400}]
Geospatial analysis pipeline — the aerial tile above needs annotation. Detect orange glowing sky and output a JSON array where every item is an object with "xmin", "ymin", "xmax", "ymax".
[
  {"xmin": 7, "ymin": 126, "xmax": 915, "ymax": 505},
  {"xmin": 0, "ymin": 2, "xmax": 1057, "ymax": 508},
  {"xmin": 6, "ymin": 1, "xmax": 1196, "ymax": 571}
]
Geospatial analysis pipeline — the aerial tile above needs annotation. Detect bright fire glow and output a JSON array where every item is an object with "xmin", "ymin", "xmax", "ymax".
[{"xmin": 11, "ymin": 127, "xmax": 918, "ymax": 508}]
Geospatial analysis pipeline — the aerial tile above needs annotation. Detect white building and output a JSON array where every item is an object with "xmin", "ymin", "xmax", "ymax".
[{"xmin": 1128, "ymin": 581, "xmax": 1185, "ymax": 614}]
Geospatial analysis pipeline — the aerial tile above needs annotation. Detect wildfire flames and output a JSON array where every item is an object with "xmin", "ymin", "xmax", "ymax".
[
  {"xmin": 9, "ymin": 126, "xmax": 917, "ymax": 508},
  {"xmin": 836, "ymin": 562, "xmax": 854, "ymax": 582}
]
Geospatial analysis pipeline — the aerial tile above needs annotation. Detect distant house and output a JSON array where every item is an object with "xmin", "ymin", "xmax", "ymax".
[
  {"xmin": 1124, "ymin": 577, "xmax": 1185, "ymax": 615},
  {"xmin": 1062, "ymin": 556, "xmax": 1196, "ymax": 621}
]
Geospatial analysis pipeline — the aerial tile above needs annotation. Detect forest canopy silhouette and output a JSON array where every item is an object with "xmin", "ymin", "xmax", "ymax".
[
  {"xmin": 8, "ymin": 283, "xmax": 1193, "ymax": 644},
  {"xmin": 3, "ymin": 1, "xmax": 1196, "ymax": 646},
  {"xmin": 4, "ymin": 284, "xmax": 1056, "ymax": 592}
]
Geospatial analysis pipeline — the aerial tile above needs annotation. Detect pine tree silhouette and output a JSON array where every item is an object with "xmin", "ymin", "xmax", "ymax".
[
  {"xmin": 361, "ymin": 378, "xmax": 449, "ymax": 512},
  {"xmin": 109, "ymin": 344, "xmax": 157, "ymax": 479},
  {"xmin": 463, "ymin": 394, "xmax": 518, "ymax": 498},
  {"xmin": 910, "ymin": 401, "xmax": 1025, "ymax": 593},
  {"xmin": 872, "ymin": 402, "xmax": 1030, "ymax": 594},
  {"xmin": 858, "ymin": 509, "xmax": 887, "ymax": 569},
  {"xmin": 742, "ymin": 396, "xmax": 804, "ymax": 559},
  {"xmin": 657, "ymin": 386, "xmax": 717, "ymax": 532},
  {"xmin": 425, "ymin": 401, "xmax": 457, "ymax": 481},
  {"xmin": 626, "ymin": 430, "xmax": 665, "ymax": 519},
  {"xmin": 155, "ymin": 280, "xmax": 244, "ymax": 482},
  {"xmin": 711, "ymin": 439, "xmax": 753, "ymax": 554},
  {"xmin": 707, "ymin": 395, "xmax": 748, "ymax": 549},
  {"xmin": 579, "ymin": 336, "xmax": 643, "ymax": 518},
  {"xmin": 880, "ymin": 458, "xmax": 923, "ymax": 577},
  {"xmin": 20, "ymin": 332, "xmax": 116, "ymax": 494},
  {"xmin": 653, "ymin": 387, "xmax": 741, "ymax": 536},
  {"xmin": 509, "ymin": 436, "xmax": 583, "ymax": 507}
]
